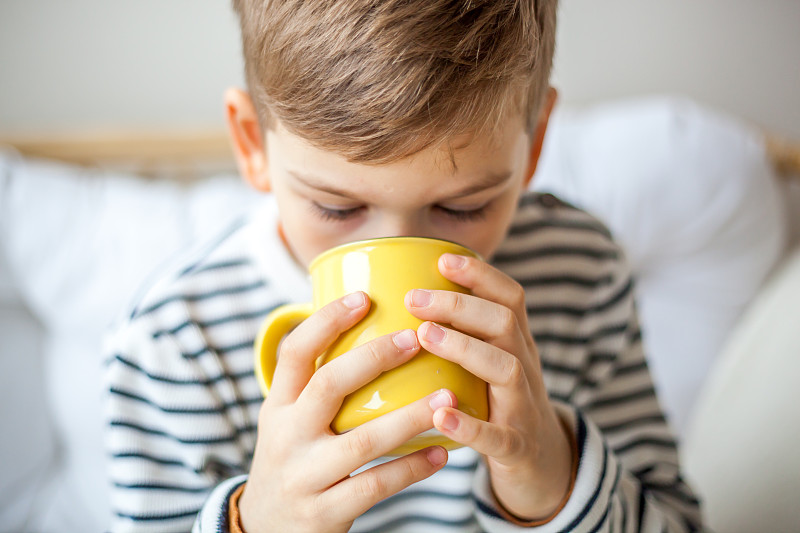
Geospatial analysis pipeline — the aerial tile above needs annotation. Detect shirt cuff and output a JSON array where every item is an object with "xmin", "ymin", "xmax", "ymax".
[
  {"xmin": 229, "ymin": 483, "xmax": 247, "ymax": 533},
  {"xmin": 473, "ymin": 402, "xmax": 621, "ymax": 532},
  {"xmin": 193, "ymin": 475, "xmax": 248, "ymax": 533}
]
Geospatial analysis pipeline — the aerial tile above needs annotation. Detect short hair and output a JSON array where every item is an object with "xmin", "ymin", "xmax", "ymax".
[{"xmin": 231, "ymin": 0, "xmax": 557, "ymax": 163}]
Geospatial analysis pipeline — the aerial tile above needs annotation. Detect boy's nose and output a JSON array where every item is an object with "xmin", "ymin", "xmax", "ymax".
[{"xmin": 375, "ymin": 215, "xmax": 429, "ymax": 240}]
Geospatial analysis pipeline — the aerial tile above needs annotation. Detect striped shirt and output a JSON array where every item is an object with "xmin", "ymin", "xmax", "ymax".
[{"xmin": 104, "ymin": 191, "xmax": 703, "ymax": 532}]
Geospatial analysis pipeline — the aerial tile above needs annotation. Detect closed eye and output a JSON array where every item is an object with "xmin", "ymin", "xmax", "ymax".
[
  {"xmin": 309, "ymin": 201, "xmax": 490, "ymax": 223},
  {"xmin": 309, "ymin": 202, "xmax": 364, "ymax": 222},
  {"xmin": 435, "ymin": 204, "xmax": 488, "ymax": 222}
]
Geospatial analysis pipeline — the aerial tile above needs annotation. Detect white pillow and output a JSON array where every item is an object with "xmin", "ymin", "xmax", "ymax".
[
  {"xmin": 533, "ymin": 97, "xmax": 787, "ymax": 436},
  {"xmin": 0, "ymin": 298, "xmax": 54, "ymax": 532},
  {"xmin": 0, "ymin": 147, "xmax": 260, "ymax": 531},
  {"xmin": 0, "ymin": 151, "xmax": 58, "ymax": 531},
  {"xmin": 681, "ymin": 246, "xmax": 800, "ymax": 533},
  {"xmin": 0, "ymin": 242, "xmax": 20, "ymax": 305},
  {"xmin": 0, "ymin": 150, "xmax": 258, "ymax": 334}
]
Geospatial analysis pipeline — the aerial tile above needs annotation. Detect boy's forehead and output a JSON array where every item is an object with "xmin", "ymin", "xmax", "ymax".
[
  {"xmin": 268, "ymin": 115, "xmax": 529, "ymax": 181},
  {"xmin": 270, "ymin": 133, "xmax": 527, "ymax": 205}
]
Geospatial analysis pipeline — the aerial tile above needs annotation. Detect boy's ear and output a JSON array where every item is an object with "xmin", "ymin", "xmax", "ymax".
[
  {"xmin": 224, "ymin": 87, "xmax": 270, "ymax": 192},
  {"xmin": 522, "ymin": 87, "xmax": 558, "ymax": 189}
]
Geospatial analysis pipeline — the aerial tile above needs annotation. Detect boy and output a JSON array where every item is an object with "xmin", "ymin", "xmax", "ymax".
[{"xmin": 104, "ymin": 1, "xmax": 704, "ymax": 532}]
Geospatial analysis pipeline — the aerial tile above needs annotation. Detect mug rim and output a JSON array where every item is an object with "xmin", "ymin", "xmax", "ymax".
[{"xmin": 309, "ymin": 236, "xmax": 481, "ymax": 272}]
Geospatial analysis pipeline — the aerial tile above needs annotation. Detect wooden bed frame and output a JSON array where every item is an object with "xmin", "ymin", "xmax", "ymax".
[
  {"xmin": 0, "ymin": 129, "xmax": 237, "ymax": 180},
  {"xmin": 1, "ymin": 129, "xmax": 798, "ymax": 181},
  {"xmin": 766, "ymin": 134, "xmax": 800, "ymax": 180}
]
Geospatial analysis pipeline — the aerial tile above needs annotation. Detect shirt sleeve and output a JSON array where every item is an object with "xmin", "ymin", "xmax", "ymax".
[
  {"xmin": 472, "ymin": 259, "xmax": 703, "ymax": 531},
  {"xmin": 193, "ymin": 476, "xmax": 248, "ymax": 533},
  {"xmin": 226, "ymin": 483, "xmax": 248, "ymax": 533},
  {"xmin": 104, "ymin": 319, "xmax": 255, "ymax": 533}
]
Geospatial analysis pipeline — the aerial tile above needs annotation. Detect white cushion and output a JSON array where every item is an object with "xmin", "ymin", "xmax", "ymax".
[
  {"xmin": 0, "ymin": 150, "xmax": 258, "ymax": 334},
  {"xmin": 682, "ymin": 246, "xmax": 800, "ymax": 533},
  {"xmin": 0, "ymin": 147, "xmax": 260, "ymax": 531},
  {"xmin": 0, "ymin": 299, "xmax": 54, "ymax": 532},
  {"xmin": 0, "ymin": 151, "xmax": 57, "ymax": 530},
  {"xmin": 533, "ymin": 97, "xmax": 787, "ymax": 435}
]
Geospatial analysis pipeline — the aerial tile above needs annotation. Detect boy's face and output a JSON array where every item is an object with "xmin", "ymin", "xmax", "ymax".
[
  {"xmin": 267, "ymin": 119, "xmax": 534, "ymax": 268},
  {"xmin": 226, "ymin": 88, "xmax": 557, "ymax": 269}
]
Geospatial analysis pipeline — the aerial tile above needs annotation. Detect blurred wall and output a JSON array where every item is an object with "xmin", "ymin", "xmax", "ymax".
[{"xmin": 1, "ymin": 0, "xmax": 799, "ymax": 138}]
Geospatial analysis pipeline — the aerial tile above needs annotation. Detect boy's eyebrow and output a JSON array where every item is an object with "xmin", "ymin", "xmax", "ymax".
[
  {"xmin": 448, "ymin": 171, "xmax": 513, "ymax": 198},
  {"xmin": 287, "ymin": 170, "xmax": 513, "ymax": 200},
  {"xmin": 289, "ymin": 170, "xmax": 359, "ymax": 199}
]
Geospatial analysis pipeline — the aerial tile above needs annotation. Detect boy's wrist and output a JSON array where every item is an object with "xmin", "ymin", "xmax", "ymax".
[
  {"xmin": 238, "ymin": 481, "xmax": 269, "ymax": 533},
  {"xmin": 490, "ymin": 414, "xmax": 578, "ymax": 525}
]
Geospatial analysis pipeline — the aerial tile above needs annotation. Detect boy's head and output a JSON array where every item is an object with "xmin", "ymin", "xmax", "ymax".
[{"xmin": 226, "ymin": 0, "xmax": 559, "ymax": 266}]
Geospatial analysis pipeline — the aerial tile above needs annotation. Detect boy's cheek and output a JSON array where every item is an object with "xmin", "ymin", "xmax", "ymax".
[{"xmin": 279, "ymin": 219, "xmax": 345, "ymax": 269}]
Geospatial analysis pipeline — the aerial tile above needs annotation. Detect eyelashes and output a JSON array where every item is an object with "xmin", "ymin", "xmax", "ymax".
[
  {"xmin": 309, "ymin": 202, "xmax": 364, "ymax": 222},
  {"xmin": 309, "ymin": 202, "xmax": 488, "ymax": 223},
  {"xmin": 434, "ymin": 205, "xmax": 488, "ymax": 222}
]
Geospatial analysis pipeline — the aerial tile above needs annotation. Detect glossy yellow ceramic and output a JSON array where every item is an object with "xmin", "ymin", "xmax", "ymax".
[{"xmin": 254, "ymin": 236, "xmax": 489, "ymax": 455}]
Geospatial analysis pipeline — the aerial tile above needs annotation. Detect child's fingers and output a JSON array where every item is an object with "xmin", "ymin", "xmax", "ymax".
[
  {"xmin": 416, "ymin": 322, "xmax": 537, "ymax": 408},
  {"xmin": 320, "ymin": 388, "xmax": 457, "ymax": 484},
  {"xmin": 269, "ymin": 292, "xmax": 370, "ymax": 405},
  {"xmin": 438, "ymin": 254, "xmax": 529, "ymax": 327},
  {"xmin": 405, "ymin": 288, "xmax": 526, "ymax": 350},
  {"xmin": 296, "ymin": 329, "xmax": 421, "ymax": 430},
  {"xmin": 432, "ymin": 406, "xmax": 523, "ymax": 461},
  {"xmin": 320, "ymin": 446, "xmax": 448, "ymax": 522}
]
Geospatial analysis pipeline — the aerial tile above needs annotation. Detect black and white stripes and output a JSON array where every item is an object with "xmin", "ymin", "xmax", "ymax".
[{"xmin": 104, "ymin": 192, "xmax": 702, "ymax": 532}]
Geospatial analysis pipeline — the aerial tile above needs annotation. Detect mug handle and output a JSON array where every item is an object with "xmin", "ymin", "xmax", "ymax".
[{"xmin": 254, "ymin": 303, "xmax": 315, "ymax": 397}]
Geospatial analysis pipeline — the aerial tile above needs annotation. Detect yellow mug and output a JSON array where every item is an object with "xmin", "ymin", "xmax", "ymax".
[{"xmin": 254, "ymin": 236, "xmax": 489, "ymax": 455}]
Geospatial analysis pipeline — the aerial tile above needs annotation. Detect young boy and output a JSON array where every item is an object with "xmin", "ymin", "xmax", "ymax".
[{"xmin": 104, "ymin": 1, "xmax": 704, "ymax": 531}]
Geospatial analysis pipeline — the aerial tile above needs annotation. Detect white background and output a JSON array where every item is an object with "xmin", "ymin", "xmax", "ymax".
[{"xmin": 1, "ymin": 0, "xmax": 798, "ymax": 138}]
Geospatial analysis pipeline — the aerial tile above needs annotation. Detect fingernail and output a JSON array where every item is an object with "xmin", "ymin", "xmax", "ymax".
[
  {"xmin": 426, "ymin": 446, "xmax": 447, "ymax": 466},
  {"xmin": 422, "ymin": 322, "xmax": 446, "ymax": 344},
  {"xmin": 442, "ymin": 254, "xmax": 466, "ymax": 270},
  {"xmin": 410, "ymin": 289, "xmax": 433, "ymax": 308},
  {"xmin": 392, "ymin": 329, "xmax": 418, "ymax": 351},
  {"xmin": 428, "ymin": 389, "xmax": 452, "ymax": 410},
  {"xmin": 440, "ymin": 412, "xmax": 459, "ymax": 432},
  {"xmin": 343, "ymin": 292, "xmax": 366, "ymax": 309}
]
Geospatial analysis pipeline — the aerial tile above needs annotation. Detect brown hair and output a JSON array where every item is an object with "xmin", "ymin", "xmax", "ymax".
[{"xmin": 231, "ymin": 0, "xmax": 557, "ymax": 163}]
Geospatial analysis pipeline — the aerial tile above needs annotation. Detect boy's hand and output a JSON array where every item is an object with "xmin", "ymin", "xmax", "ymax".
[
  {"xmin": 239, "ymin": 292, "xmax": 452, "ymax": 533},
  {"xmin": 405, "ymin": 253, "xmax": 574, "ymax": 521}
]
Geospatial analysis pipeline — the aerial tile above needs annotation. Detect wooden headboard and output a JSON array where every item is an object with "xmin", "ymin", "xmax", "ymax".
[
  {"xmin": 766, "ymin": 134, "xmax": 800, "ymax": 180},
  {"xmin": 1, "ymin": 128, "xmax": 798, "ymax": 182},
  {"xmin": 0, "ymin": 129, "xmax": 237, "ymax": 181}
]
